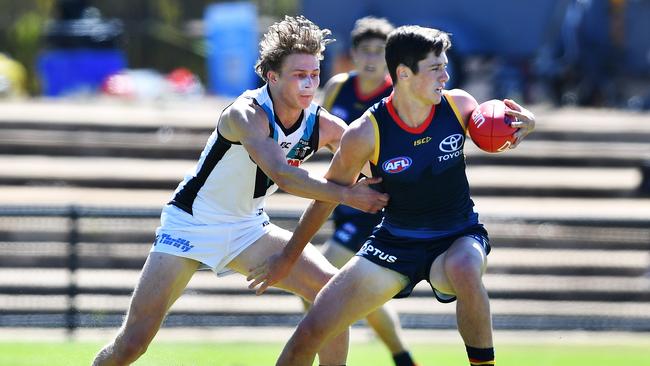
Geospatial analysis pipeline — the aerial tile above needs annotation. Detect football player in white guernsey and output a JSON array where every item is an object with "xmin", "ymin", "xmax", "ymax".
[{"xmin": 93, "ymin": 16, "xmax": 388, "ymax": 366}]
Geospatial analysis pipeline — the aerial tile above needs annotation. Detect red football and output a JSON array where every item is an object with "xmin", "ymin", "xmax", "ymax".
[{"xmin": 468, "ymin": 99, "xmax": 517, "ymax": 153}]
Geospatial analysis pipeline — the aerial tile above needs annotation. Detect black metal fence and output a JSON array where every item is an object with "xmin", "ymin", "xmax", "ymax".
[{"xmin": 1, "ymin": 205, "xmax": 650, "ymax": 335}]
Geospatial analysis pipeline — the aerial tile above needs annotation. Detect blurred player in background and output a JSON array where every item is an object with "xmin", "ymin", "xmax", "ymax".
[
  {"xmin": 92, "ymin": 15, "xmax": 388, "ymax": 366},
  {"xmin": 249, "ymin": 25, "xmax": 535, "ymax": 366},
  {"xmin": 319, "ymin": 16, "xmax": 416, "ymax": 366}
]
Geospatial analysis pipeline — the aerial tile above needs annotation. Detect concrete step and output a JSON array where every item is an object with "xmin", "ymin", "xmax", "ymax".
[
  {"xmin": 1, "ymin": 267, "xmax": 649, "ymax": 298},
  {"xmin": 1, "ymin": 101, "xmax": 649, "ymax": 166},
  {"xmin": 0, "ymin": 155, "xmax": 641, "ymax": 196},
  {"xmin": 0, "ymin": 186, "xmax": 648, "ymax": 221},
  {"xmin": 1, "ymin": 125, "xmax": 648, "ymax": 167},
  {"xmin": 0, "ymin": 128, "xmax": 208, "ymax": 159},
  {"xmin": 4, "ymin": 291, "xmax": 650, "ymax": 320},
  {"xmin": 2, "ymin": 222, "xmax": 648, "ymax": 250},
  {"xmin": 0, "ymin": 98, "xmax": 227, "ymax": 129},
  {"xmin": 464, "ymin": 140, "xmax": 650, "ymax": 168},
  {"xmin": 1, "ymin": 268, "xmax": 649, "ymax": 311},
  {"xmin": 2, "ymin": 99, "xmax": 649, "ymax": 135},
  {"xmin": 2, "ymin": 237, "xmax": 648, "ymax": 268},
  {"xmin": 4, "ymin": 268, "xmax": 649, "ymax": 292}
]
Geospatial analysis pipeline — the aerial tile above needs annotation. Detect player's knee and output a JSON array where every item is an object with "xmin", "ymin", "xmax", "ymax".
[
  {"xmin": 444, "ymin": 251, "xmax": 482, "ymax": 285},
  {"xmin": 116, "ymin": 326, "xmax": 157, "ymax": 361},
  {"xmin": 297, "ymin": 285, "xmax": 319, "ymax": 303},
  {"xmin": 118, "ymin": 340, "xmax": 148, "ymax": 362},
  {"xmin": 292, "ymin": 318, "xmax": 329, "ymax": 349},
  {"xmin": 114, "ymin": 313, "xmax": 163, "ymax": 360},
  {"xmin": 319, "ymin": 269, "xmax": 336, "ymax": 288}
]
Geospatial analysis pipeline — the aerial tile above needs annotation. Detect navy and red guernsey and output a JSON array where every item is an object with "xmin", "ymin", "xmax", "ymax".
[
  {"xmin": 368, "ymin": 92, "xmax": 479, "ymax": 239},
  {"xmin": 323, "ymin": 72, "xmax": 392, "ymax": 124},
  {"xmin": 323, "ymin": 72, "xmax": 393, "ymax": 252}
]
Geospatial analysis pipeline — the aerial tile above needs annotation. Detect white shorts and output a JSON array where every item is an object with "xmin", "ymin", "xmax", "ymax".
[{"xmin": 151, "ymin": 205, "xmax": 273, "ymax": 274}]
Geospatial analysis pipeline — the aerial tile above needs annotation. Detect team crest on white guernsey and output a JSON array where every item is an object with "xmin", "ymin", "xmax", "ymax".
[{"xmin": 247, "ymin": 86, "xmax": 319, "ymax": 167}]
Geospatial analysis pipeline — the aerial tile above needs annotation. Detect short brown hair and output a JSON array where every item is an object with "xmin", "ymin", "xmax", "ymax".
[
  {"xmin": 255, "ymin": 15, "xmax": 335, "ymax": 81},
  {"xmin": 385, "ymin": 26, "xmax": 451, "ymax": 84},
  {"xmin": 350, "ymin": 16, "xmax": 394, "ymax": 48}
]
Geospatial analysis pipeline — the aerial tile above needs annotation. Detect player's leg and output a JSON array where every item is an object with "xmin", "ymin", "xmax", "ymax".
[
  {"xmin": 364, "ymin": 304, "xmax": 411, "ymax": 361},
  {"xmin": 322, "ymin": 240, "xmax": 414, "ymax": 365},
  {"xmin": 227, "ymin": 225, "xmax": 349, "ymax": 366},
  {"xmin": 429, "ymin": 235, "xmax": 493, "ymax": 365},
  {"xmin": 92, "ymin": 252, "xmax": 200, "ymax": 366},
  {"xmin": 296, "ymin": 239, "xmax": 352, "ymax": 312},
  {"xmin": 321, "ymin": 238, "xmax": 357, "ymax": 268},
  {"xmin": 277, "ymin": 256, "xmax": 408, "ymax": 366}
]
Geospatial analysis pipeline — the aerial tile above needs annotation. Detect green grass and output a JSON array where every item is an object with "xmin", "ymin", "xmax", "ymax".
[{"xmin": 0, "ymin": 341, "xmax": 649, "ymax": 366}]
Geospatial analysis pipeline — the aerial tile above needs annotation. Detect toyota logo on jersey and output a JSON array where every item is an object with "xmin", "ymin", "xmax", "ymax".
[
  {"xmin": 439, "ymin": 133, "xmax": 464, "ymax": 153},
  {"xmin": 382, "ymin": 156, "xmax": 412, "ymax": 173}
]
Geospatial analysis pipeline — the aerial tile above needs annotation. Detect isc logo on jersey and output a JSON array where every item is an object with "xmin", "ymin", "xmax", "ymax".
[{"xmin": 382, "ymin": 156, "xmax": 412, "ymax": 173}]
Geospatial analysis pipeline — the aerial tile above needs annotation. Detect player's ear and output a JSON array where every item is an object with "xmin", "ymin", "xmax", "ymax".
[
  {"xmin": 267, "ymin": 70, "xmax": 279, "ymax": 84},
  {"xmin": 396, "ymin": 64, "xmax": 409, "ymax": 80}
]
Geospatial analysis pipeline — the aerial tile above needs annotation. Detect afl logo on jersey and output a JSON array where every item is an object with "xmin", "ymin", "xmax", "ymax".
[{"xmin": 382, "ymin": 156, "xmax": 412, "ymax": 174}]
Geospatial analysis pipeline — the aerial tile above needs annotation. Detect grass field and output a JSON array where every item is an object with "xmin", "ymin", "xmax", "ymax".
[{"xmin": 1, "ymin": 340, "xmax": 649, "ymax": 366}]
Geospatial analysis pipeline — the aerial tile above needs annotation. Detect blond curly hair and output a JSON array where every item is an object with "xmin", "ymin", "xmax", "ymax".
[{"xmin": 255, "ymin": 15, "xmax": 335, "ymax": 81}]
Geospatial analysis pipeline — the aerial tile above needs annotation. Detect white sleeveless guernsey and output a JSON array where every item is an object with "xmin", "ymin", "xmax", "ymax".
[
  {"xmin": 152, "ymin": 85, "xmax": 322, "ymax": 271},
  {"xmin": 169, "ymin": 84, "xmax": 321, "ymax": 224}
]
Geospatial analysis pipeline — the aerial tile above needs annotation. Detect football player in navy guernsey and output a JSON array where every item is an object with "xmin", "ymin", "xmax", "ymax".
[
  {"xmin": 93, "ymin": 16, "xmax": 388, "ymax": 366},
  {"xmin": 318, "ymin": 16, "xmax": 417, "ymax": 366},
  {"xmin": 249, "ymin": 25, "xmax": 535, "ymax": 366}
]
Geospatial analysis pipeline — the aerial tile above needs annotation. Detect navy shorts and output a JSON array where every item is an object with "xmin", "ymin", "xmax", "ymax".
[
  {"xmin": 331, "ymin": 205, "xmax": 383, "ymax": 252},
  {"xmin": 355, "ymin": 224, "xmax": 490, "ymax": 300}
]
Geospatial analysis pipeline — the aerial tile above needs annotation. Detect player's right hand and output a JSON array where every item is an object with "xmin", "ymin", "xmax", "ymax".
[
  {"xmin": 247, "ymin": 253, "xmax": 295, "ymax": 296},
  {"xmin": 344, "ymin": 177, "xmax": 389, "ymax": 213}
]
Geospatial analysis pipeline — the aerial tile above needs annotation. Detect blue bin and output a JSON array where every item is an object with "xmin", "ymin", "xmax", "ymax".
[
  {"xmin": 37, "ymin": 49, "xmax": 126, "ymax": 96},
  {"xmin": 204, "ymin": 2, "xmax": 258, "ymax": 97}
]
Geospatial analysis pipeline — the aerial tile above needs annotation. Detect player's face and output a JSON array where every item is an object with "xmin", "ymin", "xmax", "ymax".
[
  {"xmin": 351, "ymin": 38, "xmax": 387, "ymax": 80},
  {"xmin": 274, "ymin": 53, "xmax": 321, "ymax": 110},
  {"xmin": 411, "ymin": 51, "xmax": 449, "ymax": 105}
]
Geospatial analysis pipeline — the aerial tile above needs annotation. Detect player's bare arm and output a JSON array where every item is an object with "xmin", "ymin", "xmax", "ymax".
[
  {"xmin": 220, "ymin": 98, "xmax": 387, "ymax": 213},
  {"xmin": 317, "ymin": 108, "xmax": 348, "ymax": 153},
  {"xmin": 319, "ymin": 87, "xmax": 375, "ymax": 174},
  {"xmin": 446, "ymin": 88, "xmax": 479, "ymax": 122},
  {"xmin": 247, "ymin": 115, "xmax": 380, "ymax": 294}
]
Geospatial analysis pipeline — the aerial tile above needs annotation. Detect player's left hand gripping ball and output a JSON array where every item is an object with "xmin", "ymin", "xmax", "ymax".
[{"xmin": 503, "ymin": 99, "xmax": 535, "ymax": 148}]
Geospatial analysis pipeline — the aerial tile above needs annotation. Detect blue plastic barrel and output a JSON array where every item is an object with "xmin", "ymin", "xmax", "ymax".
[
  {"xmin": 204, "ymin": 2, "xmax": 258, "ymax": 96},
  {"xmin": 37, "ymin": 49, "xmax": 126, "ymax": 96}
]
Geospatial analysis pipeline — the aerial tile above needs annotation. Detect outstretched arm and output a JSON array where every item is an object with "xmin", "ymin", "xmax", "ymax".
[
  {"xmin": 219, "ymin": 99, "xmax": 387, "ymax": 213},
  {"xmin": 247, "ymin": 115, "xmax": 379, "ymax": 294}
]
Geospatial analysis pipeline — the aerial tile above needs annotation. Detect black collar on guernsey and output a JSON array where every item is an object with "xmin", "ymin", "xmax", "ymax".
[{"xmin": 266, "ymin": 84, "xmax": 304, "ymax": 136}]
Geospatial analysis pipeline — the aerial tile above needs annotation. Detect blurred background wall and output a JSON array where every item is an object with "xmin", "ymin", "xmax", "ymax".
[
  {"xmin": 0, "ymin": 0, "xmax": 299, "ymax": 97},
  {"xmin": 302, "ymin": 0, "xmax": 650, "ymax": 109},
  {"xmin": 0, "ymin": 0, "xmax": 649, "ymax": 345},
  {"xmin": 0, "ymin": 0, "xmax": 648, "ymax": 106}
]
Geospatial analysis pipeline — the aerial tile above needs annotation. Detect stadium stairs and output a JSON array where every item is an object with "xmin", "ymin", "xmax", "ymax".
[{"xmin": 0, "ymin": 99, "xmax": 649, "ymax": 334}]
